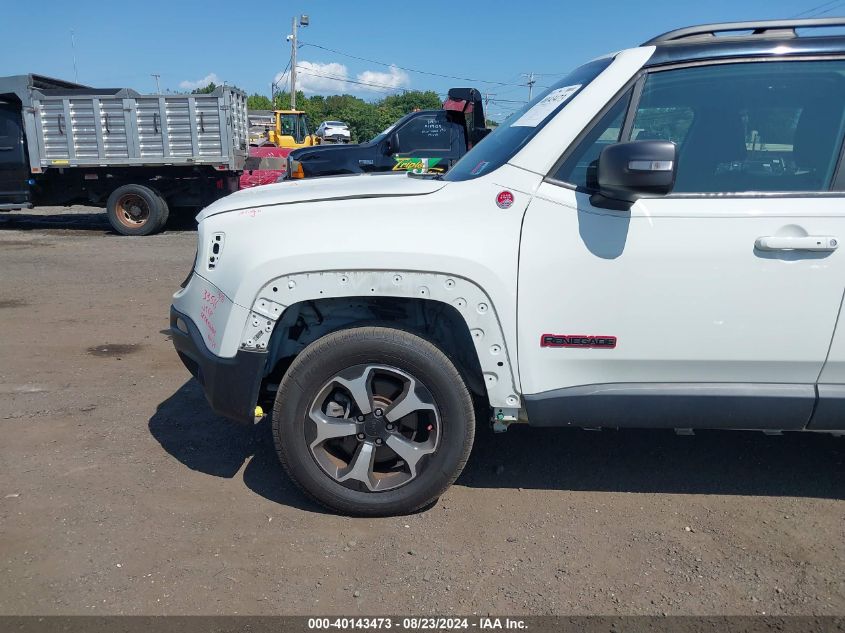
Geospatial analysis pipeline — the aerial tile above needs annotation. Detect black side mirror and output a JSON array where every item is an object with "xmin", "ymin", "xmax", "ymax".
[
  {"xmin": 592, "ymin": 140, "xmax": 677, "ymax": 208},
  {"xmin": 385, "ymin": 134, "xmax": 399, "ymax": 155}
]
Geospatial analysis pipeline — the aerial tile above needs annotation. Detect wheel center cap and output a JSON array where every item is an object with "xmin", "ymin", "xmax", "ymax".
[{"xmin": 363, "ymin": 418, "xmax": 381, "ymax": 437}]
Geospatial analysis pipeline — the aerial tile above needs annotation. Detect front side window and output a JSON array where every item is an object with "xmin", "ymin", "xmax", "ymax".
[
  {"xmin": 395, "ymin": 113, "xmax": 452, "ymax": 152},
  {"xmin": 556, "ymin": 59, "xmax": 845, "ymax": 194},
  {"xmin": 0, "ymin": 108, "xmax": 23, "ymax": 166},
  {"xmin": 553, "ymin": 90, "xmax": 631, "ymax": 188},
  {"xmin": 280, "ymin": 115, "xmax": 295, "ymax": 136}
]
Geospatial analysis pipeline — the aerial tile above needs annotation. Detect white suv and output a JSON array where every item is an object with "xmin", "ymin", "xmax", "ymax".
[
  {"xmin": 171, "ymin": 18, "xmax": 845, "ymax": 515},
  {"xmin": 315, "ymin": 120, "xmax": 351, "ymax": 143}
]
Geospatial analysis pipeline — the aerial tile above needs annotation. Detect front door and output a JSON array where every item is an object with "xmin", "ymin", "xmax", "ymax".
[
  {"xmin": 391, "ymin": 111, "xmax": 463, "ymax": 174},
  {"xmin": 517, "ymin": 57, "xmax": 845, "ymax": 429},
  {"xmin": 0, "ymin": 102, "xmax": 29, "ymax": 206}
]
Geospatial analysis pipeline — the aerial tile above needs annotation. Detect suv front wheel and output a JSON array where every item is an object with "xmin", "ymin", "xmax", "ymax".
[{"xmin": 273, "ymin": 326, "xmax": 475, "ymax": 516}]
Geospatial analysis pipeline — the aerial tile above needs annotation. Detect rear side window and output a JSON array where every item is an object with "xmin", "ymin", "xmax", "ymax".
[{"xmin": 556, "ymin": 59, "xmax": 845, "ymax": 193}]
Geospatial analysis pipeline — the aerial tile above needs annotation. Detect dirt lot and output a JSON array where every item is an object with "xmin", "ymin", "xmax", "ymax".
[{"xmin": 0, "ymin": 206, "xmax": 843, "ymax": 616}]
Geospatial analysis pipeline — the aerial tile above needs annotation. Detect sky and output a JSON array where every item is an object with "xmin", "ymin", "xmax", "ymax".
[{"xmin": 1, "ymin": 0, "xmax": 842, "ymax": 120}]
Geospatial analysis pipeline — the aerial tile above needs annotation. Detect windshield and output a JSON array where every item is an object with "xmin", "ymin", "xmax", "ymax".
[
  {"xmin": 445, "ymin": 57, "xmax": 614, "ymax": 181},
  {"xmin": 369, "ymin": 116, "xmax": 407, "ymax": 144}
]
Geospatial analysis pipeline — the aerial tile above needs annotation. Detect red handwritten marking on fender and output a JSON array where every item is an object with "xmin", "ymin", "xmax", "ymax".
[
  {"xmin": 199, "ymin": 289, "xmax": 226, "ymax": 350},
  {"xmin": 201, "ymin": 289, "xmax": 226, "ymax": 308},
  {"xmin": 238, "ymin": 208, "xmax": 262, "ymax": 218}
]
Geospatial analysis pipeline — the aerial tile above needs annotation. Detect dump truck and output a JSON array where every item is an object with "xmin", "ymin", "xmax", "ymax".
[{"xmin": 0, "ymin": 74, "xmax": 248, "ymax": 235}]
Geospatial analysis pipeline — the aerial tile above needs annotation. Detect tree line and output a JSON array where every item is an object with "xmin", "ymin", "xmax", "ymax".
[
  {"xmin": 195, "ymin": 82, "xmax": 496, "ymax": 143},
  {"xmin": 244, "ymin": 88, "xmax": 442, "ymax": 143}
]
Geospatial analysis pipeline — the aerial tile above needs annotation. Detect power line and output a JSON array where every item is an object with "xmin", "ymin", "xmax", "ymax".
[
  {"xmin": 272, "ymin": 57, "xmax": 293, "ymax": 102},
  {"xmin": 792, "ymin": 0, "xmax": 841, "ymax": 16},
  {"xmin": 813, "ymin": 1, "xmax": 845, "ymax": 15},
  {"xmin": 300, "ymin": 41, "xmax": 522, "ymax": 87},
  {"xmin": 296, "ymin": 67, "xmax": 398, "ymax": 92},
  {"xmin": 294, "ymin": 66, "xmax": 403, "ymax": 93}
]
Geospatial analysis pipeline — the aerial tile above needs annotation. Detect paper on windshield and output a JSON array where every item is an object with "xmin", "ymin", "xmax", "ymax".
[{"xmin": 511, "ymin": 84, "xmax": 582, "ymax": 127}]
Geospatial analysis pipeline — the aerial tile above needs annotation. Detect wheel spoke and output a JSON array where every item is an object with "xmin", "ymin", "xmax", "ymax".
[
  {"xmin": 385, "ymin": 434, "xmax": 435, "ymax": 477},
  {"xmin": 337, "ymin": 440, "xmax": 377, "ymax": 490},
  {"xmin": 308, "ymin": 410, "xmax": 358, "ymax": 449},
  {"xmin": 385, "ymin": 378, "xmax": 436, "ymax": 422},
  {"xmin": 334, "ymin": 367, "xmax": 374, "ymax": 415},
  {"xmin": 307, "ymin": 363, "xmax": 442, "ymax": 493}
]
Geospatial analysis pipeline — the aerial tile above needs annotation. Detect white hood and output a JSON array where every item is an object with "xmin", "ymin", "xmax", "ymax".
[{"xmin": 198, "ymin": 173, "xmax": 447, "ymax": 221}]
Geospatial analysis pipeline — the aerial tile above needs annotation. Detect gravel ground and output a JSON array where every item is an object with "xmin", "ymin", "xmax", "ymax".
[{"xmin": 0, "ymin": 206, "xmax": 843, "ymax": 616}]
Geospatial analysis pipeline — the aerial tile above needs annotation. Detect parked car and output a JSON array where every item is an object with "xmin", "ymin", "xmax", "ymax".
[
  {"xmin": 239, "ymin": 146, "xmax": 289, "ymax": 189},
  {"xmin": 171, "ymin": 18, "xmax": 845, "ymax": 516},
  {"xmin": 315, "ymin": 120, "xmax": 351, "ymax": 143}
]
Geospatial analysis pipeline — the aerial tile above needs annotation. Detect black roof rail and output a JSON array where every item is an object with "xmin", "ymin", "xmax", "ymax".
[{"xmin": 643, "ymin": 17, "xmax": 845, "ymax": 45}]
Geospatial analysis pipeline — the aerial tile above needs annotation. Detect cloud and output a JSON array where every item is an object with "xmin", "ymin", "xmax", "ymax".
[
  {"xmin": 279, "ymin": 61, "xmax": 350, "ymax": 94},
  {"xmin": 276, "ymin": 61, "xmax": 411, "ymax": 95},
  {"xmin": 179, "ymin": 73, "xmax": 221, "ymax": 90},
  {"xmin": 356, "ymin": 65, "xmax": 410, "ymax": 91}
]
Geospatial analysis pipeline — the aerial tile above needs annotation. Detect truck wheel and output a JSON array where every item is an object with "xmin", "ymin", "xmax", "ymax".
[
  {"xmin": 106, "ymin": 185, "xmax": 166, "ymax": 236},
  {"xmin": 154, "ymin": 193, "xmax": 170, "ymax": 231},
  {"xmin": 273, "ymin": 326, "xmax": 475, "ymax": 516}
]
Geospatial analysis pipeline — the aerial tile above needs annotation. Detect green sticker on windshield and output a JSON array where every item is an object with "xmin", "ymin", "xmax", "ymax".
[{"xmin": 392, "ymin": 157, "xmax": 444, "ymax": 173}]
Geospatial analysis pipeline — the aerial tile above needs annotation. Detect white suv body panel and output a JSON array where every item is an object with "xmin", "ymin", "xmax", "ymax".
[
  {"xmin": 173, "ymin": 164, "xmax": 545, "ymax": 407},
  {"xmin": 519, "ymin": 186, "xmax": 845, "ymax": 393}
]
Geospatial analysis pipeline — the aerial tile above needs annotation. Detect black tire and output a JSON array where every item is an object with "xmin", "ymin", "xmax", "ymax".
[
  {"xmin": 153, "ymin": 192, "xmax": 170, "ymax": 231},
  {"xmin": 106, "ymin": 184, "xmax": 166, "ymax": 236},
  {"xmin": 273, "ymin": 326, "xmax": 475, "ymax": 516}
]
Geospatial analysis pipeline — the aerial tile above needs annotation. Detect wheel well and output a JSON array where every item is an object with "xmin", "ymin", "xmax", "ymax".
[{"xmin": 261, "ymin": 296, "xmax": 487, "ymax": 402}]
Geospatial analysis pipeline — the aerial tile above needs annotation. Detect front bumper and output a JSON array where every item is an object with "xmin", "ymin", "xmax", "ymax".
[{"xmin": 170, "ymin": 307, "xmax": 267, "ymax": 424}]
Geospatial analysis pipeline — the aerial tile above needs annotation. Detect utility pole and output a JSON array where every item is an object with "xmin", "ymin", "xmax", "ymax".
[
  {"xmin": 523, "ymin": 72, "xmax": 536, "ymax": 101},
  {"xmin": 288, "ymin": 14, "xmax": 309, "ymax": 110},
  {"xmin": 290, "ymin": 16, "xmax": 298, "ymax": 109},
  {"xmin": 483, "ymin": 91, "xmax": 494, "ymax": 118},
  {"xmin": 151, "ymin": 73, "xmax": 161, "ymax": 93}
]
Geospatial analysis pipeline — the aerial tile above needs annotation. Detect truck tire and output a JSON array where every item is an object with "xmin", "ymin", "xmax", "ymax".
[
  {"xmin": 273, "ymin": 326, "xmax": 475, "ymax": 516},
  {"xmin": 106, "ymin": 184, "xmax": 166, "ymax": 236},
  {"xmin": 154, "ymin": 192, "xmax": 170, "ymax": 231}
]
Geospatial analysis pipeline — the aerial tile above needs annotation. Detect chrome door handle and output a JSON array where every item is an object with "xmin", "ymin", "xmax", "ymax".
[{"xmin": 755, "ymin": 236, "xmax": 839, "ymax": 252}]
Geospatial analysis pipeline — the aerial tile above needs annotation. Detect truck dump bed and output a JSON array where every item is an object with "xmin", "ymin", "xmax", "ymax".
[{"xmin": 0, "ymin": 75, "xmax": 248, "ymax": 172}]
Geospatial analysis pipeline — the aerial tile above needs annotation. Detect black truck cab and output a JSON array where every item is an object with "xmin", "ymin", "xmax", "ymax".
[{"xmin": 287, "ymin": 88, "xmax": 490, "ymax": 179}]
